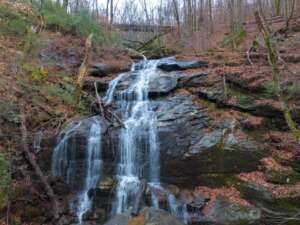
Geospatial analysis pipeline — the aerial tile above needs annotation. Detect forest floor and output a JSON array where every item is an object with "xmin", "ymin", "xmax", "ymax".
[{"xmin": 1, "ymin": 0, "xmax": 300, "ymax": 224}]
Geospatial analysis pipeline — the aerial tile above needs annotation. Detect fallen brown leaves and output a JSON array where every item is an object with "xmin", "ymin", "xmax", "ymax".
[
  {"xmin": 260, "ymin": 157, "xmax": 292, "ymax": 172},
  {"xmin": 264, "ymin": 131, "xmax": 300, "ymax": 162},
  {"xmin": 238, "ymin": 172, "xmax": 300, "ymax": 198},
  {"xmin": 195, "ymin": 186, "xmax": 250, "ymax": 217}
]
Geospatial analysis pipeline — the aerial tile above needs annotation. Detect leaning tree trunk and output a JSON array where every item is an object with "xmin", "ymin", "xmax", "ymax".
[{"xmin": 255, "ymin": 11, "xmax": 300, "ymax": 142}]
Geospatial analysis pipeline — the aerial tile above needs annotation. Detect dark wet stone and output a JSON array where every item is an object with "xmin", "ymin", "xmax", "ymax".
[
  {"xmin": 150, "ymin": 95, "xmax": 265, "ymax": 186},
  {"xmin": 158, "ymin": 60, "xmax": 208, "ymax": 72},
  {"xmin": 149, "ymin": 74, "xmax": 180, "ymax": 96},
  {"xmin": 178, "ymin": 73, "xmax": 209, "ymax": 88},
  {"xmin": 89, "ymin": 63, "xmax": 109, "ymax": 77}
]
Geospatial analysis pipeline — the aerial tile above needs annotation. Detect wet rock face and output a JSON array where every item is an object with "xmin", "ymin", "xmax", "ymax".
[
  {"xmin": 152, "ymin": 95, "xmax": 265, "ymax": 186},
  {"xmin": 110, "ymin": 70, "xmax": 182, "ymax": 97},
  {"xmin": 44, "ymin": 116, "xmax": 113, "ymax": 191},
  {"xmin": 153, "ymin": 95, "xmax": 209, "ymax": 159}
]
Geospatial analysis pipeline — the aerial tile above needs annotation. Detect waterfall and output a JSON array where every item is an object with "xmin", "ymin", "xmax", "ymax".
[
  {"xmin": 108, "ymin": 59, "xmax": 161, "ymax": 214},
  {"xmin": 105, "ymin": 58, "xmax": 188, "ymax": 223},
  {"xmin": 51, "ymin": 57, "xmax": 189, "ymax": 224},
  {"xmin": 52, "ymin": 118, "xmax": 103, "ymax": 224}
]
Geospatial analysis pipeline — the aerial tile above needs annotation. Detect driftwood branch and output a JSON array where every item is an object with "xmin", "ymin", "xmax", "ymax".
[
  {"xmin": 132, "ymin": 179, "xmax": 147, "ymax": 216},
  {"xmin": 20, "ymin": 108, "xmax": 61, "ymax": 221}
]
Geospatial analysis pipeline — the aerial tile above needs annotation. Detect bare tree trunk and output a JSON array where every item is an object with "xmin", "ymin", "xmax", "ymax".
[
  {"xmin": 286, "ymin": 0, "xmax": 296, "ymax": 29},
  {"xmin": 208, "ymin": 0, "xmax": 214, "ymax": 34},
  {"xmin": 110, "ymin": 0, "xmax": 114, "ymax": 30},
  {"xmin": 172, "ymin": 0, "xmax": 181, "ymax": 37},
  {"xmin": 275, "ymin": 0, "xmax": 282, "ymax": 16},
  {"xmin": 198, "ymin": 0, "xmax": 204, "ymax": 26},
  {"xmin": 106, "ymin": 0, "xmax": 109, "ymax": 19},
  {"xmin": 63, "ymin": 0, "xmax": 68, "ymax": 10},
  {"xmin": 142, "ymin": 0, "xmax": 150, "ymax": 24},
  {"xmin": 187, "ymin": 0, "xmax": 193, "ymax": 32}
]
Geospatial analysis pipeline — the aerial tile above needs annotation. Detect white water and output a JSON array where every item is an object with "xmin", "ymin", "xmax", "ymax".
[
  {"xmin": 52, "ymin": 118, "xmax": 103, "ymax": 224},
  {"xmin": 108, "ymin": 59, "xmax": 160, "ymax": 214},
  {"xmin": 105, "ymin": 58, "xmax": 189, "ymax": 223}
]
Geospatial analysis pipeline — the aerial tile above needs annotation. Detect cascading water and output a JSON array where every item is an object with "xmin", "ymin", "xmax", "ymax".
[
  {"xmin": 51, "ymin": 57, "xmax": 189, "ymax": 224},
  {"xmin": 52, "ymin": 118, "xmax": 103, "ymax": 224},
  {"xmin": 104, "ymin": 58, "xmax": 189, "ymax": 223},
  {"xmin": 108, "ymin": 59, "xmax": 161, "ymax": 214}
]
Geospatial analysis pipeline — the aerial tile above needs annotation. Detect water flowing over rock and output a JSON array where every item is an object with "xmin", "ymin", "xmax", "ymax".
[
  {"xmin": 51, "ymin": 117, "xmax": 109, "ymax": 223},
  {"xmin": 103, "ymin": 59, "xmax": 188, "ymax": 221}
]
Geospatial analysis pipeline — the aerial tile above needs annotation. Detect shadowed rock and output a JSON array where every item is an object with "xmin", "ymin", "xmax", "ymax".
[{"xmin": 158, "ymin": 59, "xmax": 208, "ymax": 72}]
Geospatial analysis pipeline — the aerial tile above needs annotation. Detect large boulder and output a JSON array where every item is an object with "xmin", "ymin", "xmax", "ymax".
[{"xmin": 148, "ymin": 74, "xmax": 180, "ymax": 96}]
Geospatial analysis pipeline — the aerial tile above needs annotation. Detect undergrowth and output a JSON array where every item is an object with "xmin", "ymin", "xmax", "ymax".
[
  {"xmin": 39, "ymin": 0, "xmax": 106, "ymax": 43},
  {"xmin": 0, "ymin": 5, "xmax": 35, "ymax": 36}
]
